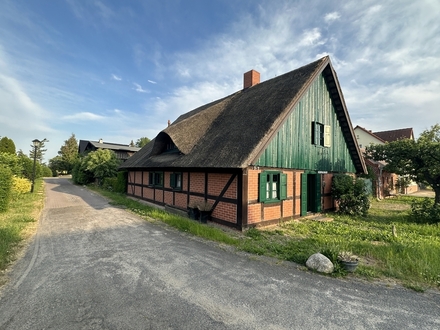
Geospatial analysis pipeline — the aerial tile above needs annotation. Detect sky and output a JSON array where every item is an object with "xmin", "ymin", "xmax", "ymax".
[{"xmin": 0, "ymin": 0, "xmax": 439, "ymax": 163}]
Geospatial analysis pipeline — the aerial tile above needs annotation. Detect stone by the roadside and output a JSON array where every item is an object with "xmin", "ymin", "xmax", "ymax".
[{"xmin": 306, "ymin": 253, "xmax": 334, "ymax": 273}]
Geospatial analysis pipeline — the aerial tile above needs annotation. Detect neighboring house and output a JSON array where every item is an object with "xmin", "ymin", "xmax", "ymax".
[
  {"xmin": 120, "ymin": 56, "xmax": 366, "ymax": 230},
  {"xmin": 353, "ymin": 126, "xmax": 418, "ymax": 197},
  {"xmin": 78, "ymin": 139, "xmax": 140, "ymax": 161}
]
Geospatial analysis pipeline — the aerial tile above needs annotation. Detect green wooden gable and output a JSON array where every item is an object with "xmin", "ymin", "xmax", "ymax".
[{"xmin": 254, "ymin": 73, "xmax": 357, "ymax": 173}]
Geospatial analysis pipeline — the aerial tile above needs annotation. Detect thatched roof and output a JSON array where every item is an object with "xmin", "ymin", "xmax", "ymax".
[{"xmin": 121, "ymin": 56, "xmax": 366, "ymax": 173}]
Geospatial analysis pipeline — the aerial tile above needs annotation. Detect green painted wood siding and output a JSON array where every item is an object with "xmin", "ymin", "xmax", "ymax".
[{"xmin": 255, "ymin": 73, "xmax": 356, "ymax": 173}]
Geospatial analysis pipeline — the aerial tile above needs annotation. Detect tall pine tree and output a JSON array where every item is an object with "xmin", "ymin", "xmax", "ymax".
[{"xmin": 58, "ymin": 133, "xmax": 79, "ymax": 173}]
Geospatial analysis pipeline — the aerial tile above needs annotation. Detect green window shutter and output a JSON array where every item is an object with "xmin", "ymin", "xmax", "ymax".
[
  {"xmin": 324, "ymin": 125, "xmax": 331, "ymax": 147},
  {"xmin": 301, "ymin": 173, "xmax": 308, "ymax": 216},
  {"xmin": 170, "ymin": 173, "xmax": 176, "ymax": 188},
  {"xmin": 311, "ymin": 122, "xmax": 316, "ymax": 144},
  {"xmin": 280, "ymin": 173, "xmax": 287, "ymax": 200},
  {"xmin": 259, "ymin": 172, "xmax": 267, "ymax": 202}
]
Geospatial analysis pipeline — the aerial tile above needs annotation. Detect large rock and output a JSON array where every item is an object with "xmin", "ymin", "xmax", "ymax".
[{"xmin": 306, "ymin": 253, "xmax": 334, "ymax": 273}]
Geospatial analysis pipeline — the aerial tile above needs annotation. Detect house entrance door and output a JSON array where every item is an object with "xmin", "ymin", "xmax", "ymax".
[{"xmin": 300, "ymin": 173, "xmax": 322, "ymax": 216}]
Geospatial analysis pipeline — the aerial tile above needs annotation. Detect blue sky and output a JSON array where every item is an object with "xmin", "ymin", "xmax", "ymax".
[{"xmin": 1, "ymin": 0, "xmax": 439, "ymax": 162}]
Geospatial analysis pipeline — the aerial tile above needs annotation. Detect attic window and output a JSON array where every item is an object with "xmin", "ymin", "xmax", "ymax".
[
  {"xmin": 164, "ymin": 140, "xmax": 179, "ymax": 154},
  {"xmin": 312, "ymin": 122, "xmax": 331, "ymax": 147}
]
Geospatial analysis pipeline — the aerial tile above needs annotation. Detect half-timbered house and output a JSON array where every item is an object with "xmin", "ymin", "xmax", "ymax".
[{"xmin": 120, "ymin": 56, "xmax": 366, "ymax": 229}]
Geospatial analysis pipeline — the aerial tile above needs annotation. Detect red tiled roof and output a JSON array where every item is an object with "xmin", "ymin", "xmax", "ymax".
[{"xmin": 373, "ymin": 128, "xmax": 414, "ymax": 142}]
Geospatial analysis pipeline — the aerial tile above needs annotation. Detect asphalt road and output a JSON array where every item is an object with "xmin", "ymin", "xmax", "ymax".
[{"xmin": 0, "ymin": 177, "xmax": 439, "ymax": 329}]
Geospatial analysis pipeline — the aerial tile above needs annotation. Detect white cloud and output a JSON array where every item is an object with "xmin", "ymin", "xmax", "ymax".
[
  {"xmin": 62, "ymin": 112, "xmax": 105, "ymax": 121},
  {"xmin": 148, "ymin": 80, "xmax": 157, "ymax": 84},
  {"xmin": 133, "ymin": 83, "xmax": 148, "ymax": 93},
  {"xmin": 112, "ymin": 74, "xmax": 121, "ymax": 81},
  {"xmin": 299, "ymin": 28, "xmax": 324, "ymax": 46},
  {"xmin": 324, "ymin": 12, "xmax": 340, "ymax": 23}
]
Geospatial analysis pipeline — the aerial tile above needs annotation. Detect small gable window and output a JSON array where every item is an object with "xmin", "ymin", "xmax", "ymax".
[
  {"xmin": 312, "ymin": 122, "xmax": 331, "ymax": 147},
  {"xmin": 259, "ymin": 171, "xmax": 287, "ymax": 203},
  {"xmin": 166, "ymin": 141, "xmax": 177, "ymax": 152},
  {"xmin": 149, "ymin": 171, "xmax": 163, "ymax": 187},
  {"xmin": 170, "ymin": 172, "xmax": 182, "ymax": 190}
]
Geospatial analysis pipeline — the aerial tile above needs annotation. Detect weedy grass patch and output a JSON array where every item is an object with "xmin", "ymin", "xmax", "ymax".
[{"xmin": 0, "ymin": 179, "xmax": 43, "ymax": 270}]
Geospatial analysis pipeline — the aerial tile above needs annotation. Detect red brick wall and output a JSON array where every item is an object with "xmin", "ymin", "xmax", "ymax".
[
  {"xmin": 207, "ymin": 173, "xmax": 237, "ymax": 199},
  {"xmin": 247, "ymin": 168, "xmax": 297, "ymax": 224},
  {"xmin": 126, "ymin": 170, "xmax": 238, "ymax": 226},
  {"xmin": 247, "ymin": 169, "xmax": 260, "ymax": 201},
  {"xmin": 245, "ymin": 169, "xmax": 338, "ymax": 225},
  {"xmin": 142, "ymin": 172, "xmax": 149, "ymax": 185},
  {"xmin": 283, "ymin": 200, "xmax": 293, "ymax": 218},
  {"xmin": 164, "ymin": 190, "xmax": 173, "ymax": 205},
  {"xmin": 189, "ymin": 172, "xmax": 205, "ymax": 194},
  {"xmin": 248, "ymin": 204, "xmax": 261, "ymax": 224},
  {"xmin": 134, "ymin": 171, "xmax": 142, "ymax": 184},
  {"xmin": 174, "ymin": 192, "xmax": 187, "ymax": 209},
  {"xmin": 212, "ymin": 201, "xmax": 237, "ymax": 223},
  {"xmin": 264, "ymin": 204, "xmax": 281, "ymax": 220},
  {"xmin": 143, "ymin": 187, "xmax": 154, "ymax": 200}
]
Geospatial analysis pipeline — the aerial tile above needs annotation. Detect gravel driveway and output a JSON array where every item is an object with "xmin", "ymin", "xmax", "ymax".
[{"xmin": 0, "ymin": 177, "xmax": 439, "ymax": 329}]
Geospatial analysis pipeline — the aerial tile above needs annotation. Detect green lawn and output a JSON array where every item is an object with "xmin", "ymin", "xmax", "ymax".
[{"xmin": 94, "ymin": 188, "xmax": 440, "ymax": 292}]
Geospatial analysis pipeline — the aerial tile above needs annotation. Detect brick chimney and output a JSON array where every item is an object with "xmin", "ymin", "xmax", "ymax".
[{"xmin": 243, "ymin": 70, "xmax": 260, "ymax": 89}]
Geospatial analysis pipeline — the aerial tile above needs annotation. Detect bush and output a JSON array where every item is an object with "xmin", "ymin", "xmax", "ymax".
[
  {"xmin": 0, "ymin": 166, "xmax": 13, "ymax": 212},
  {"xmin": 411, "ymin": 198, "xmax": 440, "ymax": 224},
  {"xmin": 40, "ymin": 165, "xmax": 53, "ymax": 178},
  {"xmin": 0, "ymin": 152, "xmax": 21, "ymax": 176},
  {"xmin": 102, "ymin": 171, "xmax": 127, "ymax": 193},
  {"xmin": 11, "ymin": 176, "xmax": 31, "ymax": 196},
  {"xmin": 331, "ymin": 174, "xmax": 354, "ymax": 200},
  {"xmin": 72, "ymin": 160, "xmax": 93, "ymax": 185},
  {"xmin": 331, "ymin": 174, "xmax": 370, "ymax": 216},
  {"xmin": 116, "ymin": 171, "xmax": 127, "ymax": 193},
  {"xmin": 102, "ymin": 177, "xmax": 118, "ymax": 191}
]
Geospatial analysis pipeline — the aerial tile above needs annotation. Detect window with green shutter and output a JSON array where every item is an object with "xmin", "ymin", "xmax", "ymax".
[
  {"xmin": 312, "ymin": 122, "xmax": 330, "ymax": 147},
  {"xmin": 170, "ymin": 172, "xmax": 182, "ymax": 190},
  {"xmin": 148, "ymin": 171, "xmax": 163, "ymax": 187},
  {"xmin": 259, "ymin": 171, "xmax": 287, "ymax": 203}
]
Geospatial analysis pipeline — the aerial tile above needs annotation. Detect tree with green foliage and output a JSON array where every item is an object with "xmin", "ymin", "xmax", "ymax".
[
  {"xmin": 48, "ymin": 155, "xmax": 63, "ymax": 176},
  {"xmin": 85, "ymin": 149, "xmax": 119, "ymax": 184},
  {"xmin": 72, "ymin": 149, "xmax": 120, "ymax": 185},
  {"xmin": 57, "ymin": 133, "xmax": 79, "ymax": 173},
  {"xmin": 18, "ymin": 152, "xmax": 41, "ymax": 180},
  {"xmin": 0, "ymin": 137, "xmax": 16, "ymax": 155},
  {"xmin": 366, "ymin": 124, "xmax": 440, "ymax": 205},
  {"xmin": 135, "ymin": 137, "xmax": 150, "ymax": 148},
  {"xmin": 29, "ymin": 138, "xmax": 48, "ymax": 163}
]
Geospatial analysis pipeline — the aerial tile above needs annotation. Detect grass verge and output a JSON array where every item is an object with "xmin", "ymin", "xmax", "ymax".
[
  {"xmin": 0, "ymin": 179, "xmax": 44, "ymax": 276},
  {"xmin": 90, "ymin": 188, "xmax": 440, "ymax": 291}
]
